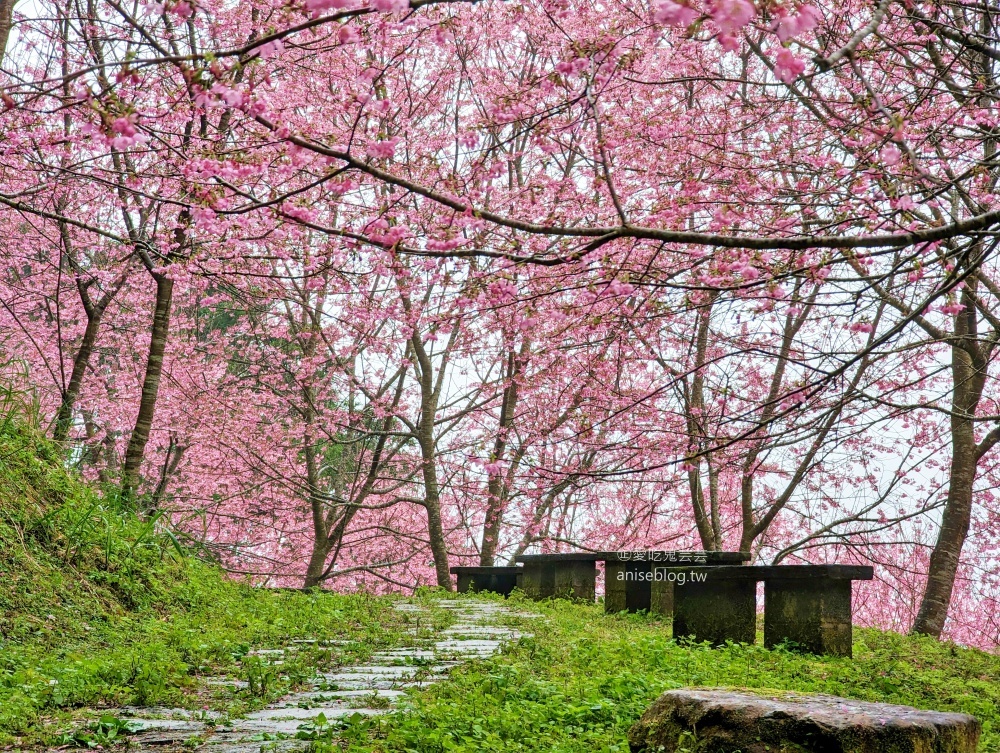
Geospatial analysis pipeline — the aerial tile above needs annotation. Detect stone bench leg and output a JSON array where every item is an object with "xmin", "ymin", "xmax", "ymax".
[
  {"xmin": 520, "ymin": 562, "xmax": 556, "ymax": 599},
  {"xmin": 605, "ymin": 561, "xmax": 627, "ymax": 612},
  {"xmin": 492, "ymin": 572, "xmax": 519, "ymax": 597},
  {"xmin": 605, "ymin": 562, "xmax": 652, "ymax": 613},
  {"xmin": 456, "ymin": 573, "xmax": 475, "ymax": 593},
  {"xmin": 673, "ymin": 578, "xmax": 756, "ymax": 646},
  {"xmin": 650, "ymin": 573, "xmax": 674, "ymax": 617},
  {"xmin": 553, "ymin": 561, "xmax": 596, "ymax": 602},
  {"xmin": 764, "ymin": 577, "xmax": 854, "ymax": 657}
]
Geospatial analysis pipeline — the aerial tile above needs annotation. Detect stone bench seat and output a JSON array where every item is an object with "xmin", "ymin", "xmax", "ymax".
[
  {"xmin": 513, "ymin": 551, "xmax": 749, "ymax": 605},
  {"xmin": 670, "ymin": 564, "xmax": 874, "ymax": 657},
  {"xmin": 449, "ymin": 566, "xmax": 522, "ymax": 596},
  {"xmin": 605, "ymin": 552, "xmax": 749, "ymax": 614}
]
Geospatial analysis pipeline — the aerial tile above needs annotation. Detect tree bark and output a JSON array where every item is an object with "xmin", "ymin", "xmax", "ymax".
[
  {"xmin": 685, "ymin": 294, "xmax": 719, "ymax": 550},
  {"xmin": 912, "ymin": 293, "xmax": 988, "ymax": 636},
  {"xmin": 911, "ymin": 411, "xmax": 977, "ymax": 636},
  {"xmin": 0, "ymin": 0, "xmax": 16, "ymax": 63},
  {"xmin": 303, "ymin": 540, "xmax": 333, "ymax": 589},
  {"xmin": 410, "ymin": 331, "xmax": 452, "ymax": 589},
  {"xmin": 480, "ymin": 345, "xmax": 527, "ymax": 566},
  {"xmin": 302, "ymin": 438, "xmax": 336, "ymax": 589},
  {"xmin": 122, "ymin": 273, "xmax": 173, "ymax": 504},
  {"xmin": 53, "ymin": 312, "xmax": 101, "ymax": 442}
]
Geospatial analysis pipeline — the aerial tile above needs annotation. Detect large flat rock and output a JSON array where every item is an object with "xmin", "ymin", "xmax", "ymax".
[{"xmin": 628, "ymin": 688, "xmax": 980, "ymax": 753}]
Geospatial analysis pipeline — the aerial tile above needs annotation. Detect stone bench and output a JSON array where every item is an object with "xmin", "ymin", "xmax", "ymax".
[
  {"xmin": 670, "ymin": 564, "xmax": 874, "ymax": 657},
  {"xmin": 513, "ymin": 553, "xmax": 601, "ymax": 602},
  {"xmin": 604, "ymin": 551, "xmax": 749, "ymax": 614},
  {"xmin": 512, "ymin": 551, "xmax": 749, "ymax": 606},
  {"xmin": 629, "ymin": 688, "xmax": 980, "ymax": 753},
  {"xmin": 450, "ymin": 566, "xmax": 522, "ymax": 596}
]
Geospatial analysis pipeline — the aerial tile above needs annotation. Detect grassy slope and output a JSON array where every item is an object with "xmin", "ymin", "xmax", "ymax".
[
  {"xmin": 3, "ymin": 420, "xmax": 999, "ymax": 752},
  {"xmin": 0, "ymin": 421, "xmax": 411, "ymax": 746},
  {"xmin": 356, "ymin": 596, "xmax": 1000, "ymax": 753}
]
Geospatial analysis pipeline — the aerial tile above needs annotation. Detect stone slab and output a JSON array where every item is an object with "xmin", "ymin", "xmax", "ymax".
[
  {"xmin": 672, "ymin": 577, "xmax": 756, "ymax": 646},
  {"xmin": 629, "ymin": 689, "xmax": 980, "ymax": 753}
]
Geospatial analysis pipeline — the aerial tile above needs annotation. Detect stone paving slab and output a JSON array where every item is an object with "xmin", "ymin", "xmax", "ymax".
[{"xmin": 99, "ymin": 598, "xmax": 532, "ymax": 753}]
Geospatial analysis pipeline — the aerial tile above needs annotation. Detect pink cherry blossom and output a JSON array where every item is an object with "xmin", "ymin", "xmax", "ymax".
[
  {"xmin": 169, "ymin": 0, "xmax": 193, "ymax": 18},
  {"xmin": 717, "ymin": 33, "xmax": 739, "ymax": 52},
  {"xmin": 254, "ymin": 39, "xmax": 285, "ymax": 59},
  {"xmin": 366, "ymin": 136, "xmax": 401, "ymax": 159},
  {"xmin": 112, "ymin": 115, "xmax": 137, "ymax": 137},
  {"xmin": 882, "ymin": 145, "xmax": 903, "ymax": 165},
  {"xmin": 339, "ymin": 25, "xmax": 360, "ymax": 44},
  {"xmin": 775, "ymin": 4, "xmax": 822, "ymax": 42},
  {"xmin": 773, "ymin": 48, "xmax": 805, "ymax": 83},
  {"xmin": 710, "ymin": 0, "xmax": 755, "ymax": 34},
  {"xmin": 606, "ymin": 279, "xmax": 636, "ymax": 297},
  {"xmin": 652, "ymin": 0, "xmax": 699, "ymax": 27},
  {"xmin": 371, "ymin": 0, "xmax": 409, "ymax": 12},
  {"xmin": 304, "ymin": 0, "xmax": 352, "ymax": 15}
]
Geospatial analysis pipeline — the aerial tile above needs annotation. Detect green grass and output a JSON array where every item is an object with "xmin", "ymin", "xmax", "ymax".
[
  {"xmin": 2, "ymin": 417, "xmax": 999, "ymax": 753},
  {"xmin": 0, "ymin": 420, "xmax": 416, "ymax": 747},
  {"xmin": 322, "ymin": 595, "xmax": 1000, "ymax": 753}
]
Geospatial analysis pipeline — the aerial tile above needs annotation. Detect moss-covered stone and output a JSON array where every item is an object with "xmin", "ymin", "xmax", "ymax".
[{"xmin": 628, "ymin": 688, "xmax": 981, "ymax": 753}]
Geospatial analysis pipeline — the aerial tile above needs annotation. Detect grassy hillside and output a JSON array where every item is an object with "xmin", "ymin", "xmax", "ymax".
[
  {"xmin": 355, "ymin": 598, "xmax": 1000, "ymax": 753},
  {"xmin": 0, "ymin": 421, "xmax": 408, "ymax": 746},
  {"xmin": 3, "ymin": 418, "xmax": 999, "ymax": 753}
]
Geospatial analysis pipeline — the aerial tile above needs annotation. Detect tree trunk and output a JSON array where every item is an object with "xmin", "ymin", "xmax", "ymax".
[
  {"xmin": 480, "ymin": 347, "xmax": 525, "ymax": 566},
  {"xmin": 686, "ymin": 295, "xmax": 719, "ymax": 551},
  {"xmin": 913, "ymin": 290, "xmax": 988, "ymax": 637},
  {"xmin": 911, "ymin": 420, "xmax": 977, "ymax": 637},
  {"xmin": 419, "ymin": 430, "xmax": 452, "ymax": 589},
  {"xmin": 304, "ymin": 538, "xmax": 333, "ymax": 589},
  {"xmin": 0, "ymin": 0, "xmax": 15, "ymax": 63},
  {"xmin": 148, "ymin": 432, "xmax": 185, "ymax": 514},
  {"xmin": 406, "ymin": 326, "xmax": 453, "ymax": 589},
  {"xmin": 53, "ymin": 315, "xmax": 100, "ymax": 441},
  {"xmin": 302, "ymin": 439, "xmax": 333, "ymax": 589},
  {"xmin": 122, "ymin": 273, "xmax": 173, "ymax": 504},
  {"xmin": 912, "ymin": 331, "xmax": 984, "ymax": 636},
  {"xmin": 417, "ymin": 378, "xmax": 452, "ymax": 588}
]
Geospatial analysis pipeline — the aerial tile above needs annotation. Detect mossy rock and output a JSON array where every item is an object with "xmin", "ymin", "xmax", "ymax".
[{"xmin": 628, "ymin": 688, "xmax": 980, "ymax": 753}]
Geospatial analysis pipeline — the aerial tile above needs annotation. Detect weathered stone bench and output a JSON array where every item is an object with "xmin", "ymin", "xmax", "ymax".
[
  {"xmin": 513, "ymin": 551, "xmax": 749, "ymax": 606},
  {"xmin": 629, "ymin": 688, "xmax": 980, "ymax": 753},
  {"xmin": 514, "ymin": 553, "xmax": 601, "ymax": 602},
  {"xmin": 605, "ymin": 551, "xmax": 749, "ymax": 615},
  {"xmin": 671, "ymin": 564, "xmax": 874, "ymax": 657},
  {"xmin": 450, "ymin": 566, "xmax": 522, "ymax": 596}
]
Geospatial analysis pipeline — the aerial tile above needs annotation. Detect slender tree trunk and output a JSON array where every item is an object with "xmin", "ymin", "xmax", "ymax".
[
  {"xmin": 53, "ymin": 313, "xmax": 101, "ymax": 441},
  {"xmin": 122, "ymin": 273, "xmax": 173, "ymax": 504},
  {"xmin": 480, "ymin": 479, "xmax": 506, "ymax": 566},
  {"xmin": 480, "ymin": 346, "xmax": 526, "ymax": 566},
  {"xmin": 910, "ymin": 4, "xmax": 997, "ymax": 638},
  {"xmin": 912, "ymin": 416, "xmax": 977, "ymax": 637},
  {"xmin": 0, "ymin": 0, "xmax": 15, "ymax": 62},
  {"xmin": 302, "ymin": 439, "xmax": 334, "ymax": 589},
  {"xmin": 148, "ymin": 432, "xmax": 185, "ymax": 514},
  {"xmin": 419, "ymin": 426, "xmax": 452, "ymax": 589},
  {"xmin": 912, "ymin": 319, "xmax": 986, "ymax": 636},
  {"xmin": 304, "ymin": 542, "xmax": 334, "ymax": 589},
  {"xmin": 686, "ymin": 295, "xmax": 719, "ymax": 550},
  {"xmin": 405, "ymin": 325, "xmax": 453, "ymax": 589}
]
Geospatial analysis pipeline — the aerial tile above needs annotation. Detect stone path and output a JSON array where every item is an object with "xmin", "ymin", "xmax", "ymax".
[{"xmin": 112, "ymin": 599, "xmax": 532, "ymax": 752}]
